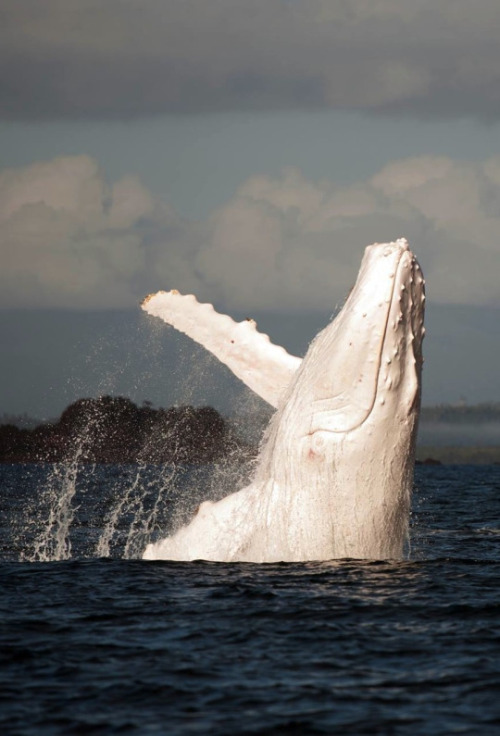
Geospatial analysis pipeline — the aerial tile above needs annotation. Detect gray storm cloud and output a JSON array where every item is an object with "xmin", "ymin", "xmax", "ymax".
[
  {"xmin": 1, "ymin": 154, "xmax": 500, "ymax": 311},
  {"xmin": 2, "ymin": 0, "xmax": 500, "ymax": 120}
]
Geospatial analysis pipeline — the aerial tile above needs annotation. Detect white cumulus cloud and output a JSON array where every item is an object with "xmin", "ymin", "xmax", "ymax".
[
  {"xmin": 1, "ymin": 155, "xmax": 160, "ymax": 308},
  {"xmin": 1, "ymin": 154, "xmax": 500, "ymax": 311}
]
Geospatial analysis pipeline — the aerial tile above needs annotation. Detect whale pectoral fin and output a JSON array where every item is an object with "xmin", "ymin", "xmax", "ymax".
[{"xmin": 142, "ymin": 290, "xmax": 302, "ymax": 408}]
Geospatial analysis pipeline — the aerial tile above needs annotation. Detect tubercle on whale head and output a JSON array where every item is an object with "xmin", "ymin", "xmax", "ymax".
[
  {"xmin": 374, "ymin": 248, "xmax": 424, "ymax": 416},
  {"xmin": 285, "ymin": 239, "xmax": 424, "ymax": 440}
]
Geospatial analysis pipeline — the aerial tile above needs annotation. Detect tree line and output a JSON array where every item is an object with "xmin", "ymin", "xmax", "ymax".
[{"xmin": 0, "ymin": 396, "xmax": 247, "ymax": 464}]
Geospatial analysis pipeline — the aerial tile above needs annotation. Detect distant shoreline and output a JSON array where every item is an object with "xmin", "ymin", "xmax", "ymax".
[
  {"xmin": 0, "ymin": 398, "xmax": 248, "ymax": 465},
  {"xmin": 416, "ymin": 446, "xmax": 500, "ymax": 465},
  {"xmin": 2, "ymin": 398, "xmax": 500, "ymax": 465}
]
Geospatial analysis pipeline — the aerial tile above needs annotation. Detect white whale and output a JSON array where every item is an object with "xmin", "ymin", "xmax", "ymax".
[{"xmin": 142, "ymin": 239, "xmax": 425, "ymax": 562}]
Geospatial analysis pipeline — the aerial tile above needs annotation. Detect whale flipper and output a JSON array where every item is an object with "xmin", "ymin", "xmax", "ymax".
[{"xmin": 142, "ymin": 290, "xmax": 301, "ymax": 408}]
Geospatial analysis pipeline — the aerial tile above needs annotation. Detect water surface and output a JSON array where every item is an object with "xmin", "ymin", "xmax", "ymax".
[{"xmin": 1, "ymin": 464, "xmax": 499, "ymax": 734}]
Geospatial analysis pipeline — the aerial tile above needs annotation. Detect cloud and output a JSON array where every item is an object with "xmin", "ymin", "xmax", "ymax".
[
  {"xmin": 198, "ymin": 162, "xmax": 500, "ymax": 310},
  {"xmin": 3, "ymin": 1, "xmax": 500, "ymax": 120},
  {"xmin": 1, "ymin": 154, "xmax": 500, "ymax": 311},
  {"xmin": 0, "ymin": 155, "xmax": 195, "ymax": 308}
]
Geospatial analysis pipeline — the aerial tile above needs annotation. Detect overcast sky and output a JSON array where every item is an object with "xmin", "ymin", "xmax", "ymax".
[
  {"xmin": 1, "ymin": 1, "xmax": 500, "ymax": 415},
  {"xmin": 4, "ymin": 0, "xmax": 500, "ymax": 121}
]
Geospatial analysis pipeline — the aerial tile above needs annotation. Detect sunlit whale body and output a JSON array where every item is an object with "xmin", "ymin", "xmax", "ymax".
[{"xmin": 142, "ymin": 239, "xmax": 425, "ymax": 562}]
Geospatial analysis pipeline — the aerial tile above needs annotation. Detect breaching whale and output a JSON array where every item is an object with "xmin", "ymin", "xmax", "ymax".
[{"xmin": 142, "ymin": 239, "xmax": 425, "ymax": 562}]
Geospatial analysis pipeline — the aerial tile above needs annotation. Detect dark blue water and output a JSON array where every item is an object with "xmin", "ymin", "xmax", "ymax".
[{"xmin": 1, "ymin": 464, "xmax": 499, "ymax": 735}]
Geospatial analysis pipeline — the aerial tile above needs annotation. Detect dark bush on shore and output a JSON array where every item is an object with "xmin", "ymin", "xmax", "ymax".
[{"xmin": 0, "ymin": 397, "xmax": 242, "ymax": 464}]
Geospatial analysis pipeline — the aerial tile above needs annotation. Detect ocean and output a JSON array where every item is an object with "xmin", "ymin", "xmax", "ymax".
[{"xmin": 1, "ymin": 463, "xmax": 499, "ymax": 735}]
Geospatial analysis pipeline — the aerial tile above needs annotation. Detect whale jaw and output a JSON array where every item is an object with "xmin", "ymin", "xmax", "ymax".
[{"xmin": 142, "ymin": 239, "xmax": 425, "ymax": 562}]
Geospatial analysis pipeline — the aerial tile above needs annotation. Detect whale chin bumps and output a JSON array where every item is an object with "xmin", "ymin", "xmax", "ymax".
[{"xmin": 141, "ymin": 239, "xmax": 425, "ymax": 562}]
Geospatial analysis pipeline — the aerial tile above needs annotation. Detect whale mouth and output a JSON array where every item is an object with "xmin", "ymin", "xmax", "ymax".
[{"xmin": 307, "ymin": 239, "xmax": 425, "ymax": 435}]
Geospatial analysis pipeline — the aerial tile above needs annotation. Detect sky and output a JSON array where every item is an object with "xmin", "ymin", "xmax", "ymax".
[{"xmin": 1, "ymin": 0, "xmax": 500, "ymax": 418}]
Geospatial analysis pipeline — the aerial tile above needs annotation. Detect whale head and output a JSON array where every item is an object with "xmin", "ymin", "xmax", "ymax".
[
  {"xmin": 258, "ymin": 238, "xmax": 425, "ymax": 559},
  {"xmin": 304, "ymin": 237, "xmax": 424, "ymax": 436}
]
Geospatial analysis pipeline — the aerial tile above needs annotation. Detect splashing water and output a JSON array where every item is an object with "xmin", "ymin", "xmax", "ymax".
[
  {"xmin": 17, "ymin": 457, "xmax": 253, "ymax": 563},
  {"xmin": 28, "ymin": 458, "xmax": 82, "ymax": 562},
  {"xmin": 13, "ymin": 317, "xmax": 256, "ymax": 563},
  {"xmin": 96, "ymin": 463, "xmax": 177, "ymax": 559},
  {"xmin": 17, "ymin": 374, "xmax": 256, "ymax": 563}
]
